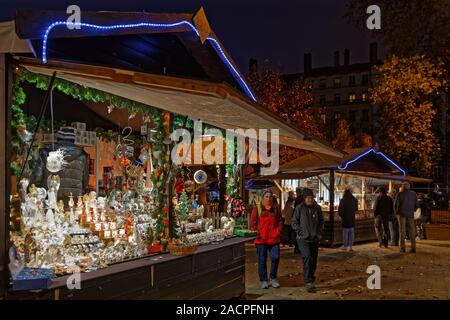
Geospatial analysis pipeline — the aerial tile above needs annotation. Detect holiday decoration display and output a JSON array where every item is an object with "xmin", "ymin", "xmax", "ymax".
[{"xmin": 193, "ymin": 170, "xmax": 207, "ymax": 184}]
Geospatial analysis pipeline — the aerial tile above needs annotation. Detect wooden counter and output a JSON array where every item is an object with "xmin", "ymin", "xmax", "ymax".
[{"xmin": 6, "ymin": 237, "xmax": 252, "ymax": 300}]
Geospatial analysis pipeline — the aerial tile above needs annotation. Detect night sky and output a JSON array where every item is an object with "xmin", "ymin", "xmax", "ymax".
[{"xmin": 0, "ymin": 0, "xmax": 381, "ymax": 74}]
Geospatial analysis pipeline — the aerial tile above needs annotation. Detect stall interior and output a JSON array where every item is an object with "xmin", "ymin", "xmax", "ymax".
[
  {"xmin": 8, "ymin": 69, "xmax": 242, "ymax": 280},
  {"xmin": 282, "ymin": 174, "xmax": 396, "ymax": 221}
]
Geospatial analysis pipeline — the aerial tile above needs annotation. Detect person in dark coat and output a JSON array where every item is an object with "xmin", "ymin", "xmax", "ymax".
[
  {"xmin": 388, "ymin": 189, "xmax": 399, "ymax": 246},
  {"xmin": 291, "ymin": 188, "xmax": 323, "ymax": 293},
  {"xmin": 250, "ymin": 190, "xmax": 283, "ymax": 289},
  {"xmin": 294, "ymin": 187, "xmax": 304, "ymax": 208},
  {"xmin": 338, "ymin": 188, "xmax": 358, "ymax": 251},
  {"xmin": 416, "ymin": 194, "xmax": 429, "ymax": 240},
  {"xmin": 374, "ymin": 187, "xmax": 393, "ymax": 248},
  {"xmin": 395, "ymin": 183, "xmax": 418, "ymax": 253},
  {"xmin": 282, "ymin": 191, "xmax": 296, "ymax": 247},
  {"xmin": 31, "ymin": 127, "xmax": 89, "ymax": 202}
]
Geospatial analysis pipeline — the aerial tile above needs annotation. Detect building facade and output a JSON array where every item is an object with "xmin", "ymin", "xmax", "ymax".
[{"xmin": 285, "ymin": 43, "xmax": 381, "ymax": 142}]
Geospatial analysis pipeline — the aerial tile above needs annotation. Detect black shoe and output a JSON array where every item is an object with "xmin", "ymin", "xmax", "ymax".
[{"xmin": 305, "ymin": 282, "xmax": 316, "ymax": 293}]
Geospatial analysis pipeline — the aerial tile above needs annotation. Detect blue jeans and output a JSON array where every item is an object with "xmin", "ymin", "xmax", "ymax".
[
  {"xmin": 342, "ymin": 227, "xmax": 355, "ymax": 248},
  {"xmin": 256, "ymin": 244, "xmax": 280, "ymax": 282}
]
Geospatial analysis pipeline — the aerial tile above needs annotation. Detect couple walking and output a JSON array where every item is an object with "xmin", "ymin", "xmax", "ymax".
[
  {"xmin": 373, "ymin": 183, "xmax": 418, "ymax": 253},
  {"xmin": 250, "ymin": 188, "xmax": 323, "ymax": 293}
]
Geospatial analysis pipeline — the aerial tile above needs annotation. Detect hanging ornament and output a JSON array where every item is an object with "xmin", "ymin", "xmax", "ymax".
[
  {"xmin": 194, "ymin": 170, "xmax": 207, "ymax": 184},
  {"xmin": 183, "ymin": 180, "xmax": 195, "ymax": 193},
  {"xmin": 107, "ymin": 105, "xmax": 115, "ymax": 114},
  {"xmin": 46, "ymin": 149, "xmax": 68, "ymax": 173},
  {"xmin": 139, "ymin": 148, "xmax": 150, "ymax": 164},
  {"xmin": 119, "ymin": 157, "xmax": 131, "ymax": 168},
  {"xmin": 129, "ymin": 112, "xmax": 136, "ymax": 120}
]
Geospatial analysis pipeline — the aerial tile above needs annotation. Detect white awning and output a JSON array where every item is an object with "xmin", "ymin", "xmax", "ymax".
[
  {"xmin": 0, "ymin": 21, "xmax": 33, "ymax": 53},
  {"xmin": 17, "ymin": 57, "xmax": 342, "ymax": 157}
]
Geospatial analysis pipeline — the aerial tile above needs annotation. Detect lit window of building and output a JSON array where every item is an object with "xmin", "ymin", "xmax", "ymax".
[{"xmin": 348, "ymin": 93, "xmax": 356, "ymax": 103}]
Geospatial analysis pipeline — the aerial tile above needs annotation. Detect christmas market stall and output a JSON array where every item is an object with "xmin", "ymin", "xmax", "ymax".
[
  {"xmin": 0, "ymin": 10, "xmax": 342, "ymax": 299},
  {"xmin": 254, "ymin": 147, "xmax": 432, "ymax": 246}
]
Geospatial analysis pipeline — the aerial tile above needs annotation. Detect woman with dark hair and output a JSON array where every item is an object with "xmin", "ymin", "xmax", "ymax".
[
  {"xmin": 338, "ymin": 188, "xmax": 358, "ymax": 251},
  {"xmin": 250, "ymin": 190, "xmax": 283, "ymax": 289}
]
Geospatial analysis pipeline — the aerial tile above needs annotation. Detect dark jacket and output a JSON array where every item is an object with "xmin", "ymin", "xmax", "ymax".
[
  {"xmin": 338, "ymin": 195, "xmax": 358, "ymax": 228},
  {"xmin": 374, "ymin": 193, "xmax": 394, "ymax": 220},
  {"xmin": 294, "ymin": 195, "xmax": 304, "ymax": 208},
  {"xmin": 395, "ymin": 190, "xmax": 418, "ymax": 219},
  {"xmin": 291, "ymin": 202, "xmax": 324, "ymax": 242},
  {"xmin": 31, "ymin": 141, "xmax": 89, "ymax": 200}
]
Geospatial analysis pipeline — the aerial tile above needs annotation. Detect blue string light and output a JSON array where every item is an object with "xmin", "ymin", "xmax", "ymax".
[
  {"xmin": 206, "ymin": 36, "xmax": 257, "ymax": 102},
  {"xmin": 41, "ymin": 20, "xmax": 257, "ymax": 102},
  {"xmin": 337, "ymin": 148, "xmax": 407, "ymax": 176}
]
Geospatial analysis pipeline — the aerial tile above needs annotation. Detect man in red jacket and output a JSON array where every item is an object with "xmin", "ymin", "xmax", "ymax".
[{"xmin": 250, "ymin": 190, "xmax": 283, "ymax": 289}]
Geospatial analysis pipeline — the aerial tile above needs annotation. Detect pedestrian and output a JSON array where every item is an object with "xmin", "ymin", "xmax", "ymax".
[
  {"xmin": 338, "ymin": 187, "xmax": 358, "ymax": 251},
  {"xmin": 292, "ymin": 187, "xmax": 304, "ymax": 254},
  {"xmin": 292, "ymin": 188, "xmax": 324, "ymax": 293},
  {"xmin": 416, "ymin": 194, "xmax": 428, "ymax": 240},
  {"xmin": 388, "ymin": 189, "xmax": 399, "ymax": 246},
  {"xmin": 250, "ymin": 190, "xmax": 283, "ymax": 289},
  {"xmin": 374, "ymin": 186, "xmax": 393, "ymax": 248},
  {"xmin": 282, "ymin": 191, "xmax": 296, "ymax": 247},
  {"xmin": 294, "ymin": 187, "xmax": 304, "ymax": 208},
  {"xmin": 395, "ymin": 183, "xmax": 418, "ymax": 253}
]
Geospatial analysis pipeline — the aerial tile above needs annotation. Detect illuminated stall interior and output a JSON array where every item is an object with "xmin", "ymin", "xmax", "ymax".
[{"xmin": 257, "ymin": 147, "xmax": 431, "ymax": 245}]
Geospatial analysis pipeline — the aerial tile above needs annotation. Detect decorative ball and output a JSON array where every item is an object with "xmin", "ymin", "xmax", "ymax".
[{"xmin": 194, "ymin": 170, "xmax": 207, "ymax": 184}]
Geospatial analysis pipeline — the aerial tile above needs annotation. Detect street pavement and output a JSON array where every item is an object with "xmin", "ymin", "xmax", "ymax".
[{"xmin": 244, "ymin": 225, "xmax": 450, "ymax": 300}]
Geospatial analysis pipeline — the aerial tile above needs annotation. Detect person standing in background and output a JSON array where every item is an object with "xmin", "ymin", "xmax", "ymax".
[
  {"xmin": 338, "ymin": 188, "xmax": 358, "ymax": 252},
  {"xmin": 294, "ymin": 187, "xmax": 304, "ymax": 208},
  {"xmin": 292, "ymin": 187, "xmax": 304, "ymax": 254},
  {"xmin": 388, "ymin": 188, "xmax": 399, "ymax": 246},
  {"xmin": 395, "ymin": 183, "xmax": 418, "ymax": 253},
  {"xmin": 282, "ymin": 191, "xmax": 296, "ymax": 247},
  {"xmin": 374, "ymin": 187, "xmax": 393, "ymax": 248}
]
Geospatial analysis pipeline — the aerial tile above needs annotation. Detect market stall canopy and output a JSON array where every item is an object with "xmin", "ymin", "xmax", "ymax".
[
  {"xmin": 281, "ymin": 147, "xmax": 405, "ymax": 175},
  {"xmin": 9, "ymin": 9, "xmax": 341, "ymax": 157},
  {"xmin": 253, "ymin": 147, "xmax": 431, "ymax": 183},
  {"xmin": 0, "ymin": 20, "xmax": 32, "ymax": 52}
]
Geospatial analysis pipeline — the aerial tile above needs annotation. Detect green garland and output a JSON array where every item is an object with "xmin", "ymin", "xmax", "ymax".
[
  {"xmin": 12, "ymin": 67, "xmax": 172, "ymax": 238},
  {"xmin": 12, "ymin": 67, "xmax": 228, "ymax": 239}
]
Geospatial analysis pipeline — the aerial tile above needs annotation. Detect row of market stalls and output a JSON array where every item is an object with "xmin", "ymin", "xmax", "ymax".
[
  {"xmin": 253, "ymin": 147, "xmax": 432, "ymax": 246},
  {"xmin": 0, "ymin": 9, "xmax": 342, "ymax": 299}
]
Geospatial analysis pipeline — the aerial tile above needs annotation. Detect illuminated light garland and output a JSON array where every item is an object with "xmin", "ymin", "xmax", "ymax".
[
  {"xmin": 337, "ymin": 148, "xmax": 407, "ymax": 176},
  {"xmin": 41, "ymin": 20, "xmax": 256, "ymax": 102},
  {"xmin": 206, "ymin": 36, "xmax": 257, "ymax": 102}
]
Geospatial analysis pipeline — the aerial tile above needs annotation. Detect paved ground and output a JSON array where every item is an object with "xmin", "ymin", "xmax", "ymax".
[{"xmin": 244, "ymin": 224, "xmax": 450, "ymax": 300}]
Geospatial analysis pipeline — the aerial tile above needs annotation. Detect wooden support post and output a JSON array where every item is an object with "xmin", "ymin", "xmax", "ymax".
[
  {"xmin": 219, "ymin": 165, "xmax": 226, "ymax": 213},
  {"xmin": 1, "ymin": 54, "xmax": 12, "ymax": 298},
  {"xmin": 329, "ymin": 170, "xmax": 335, "ymax": 245},
  {"xmin": 361, "ymin": 176, "xmax": 366, "ymax": 210},
  {"xmin": 166, "ymin": 112, "xmax": 174, "ymax": 239},
  {"xmin": 388, "ymin": 180, "xmax": 393, "ymax": 193}
]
